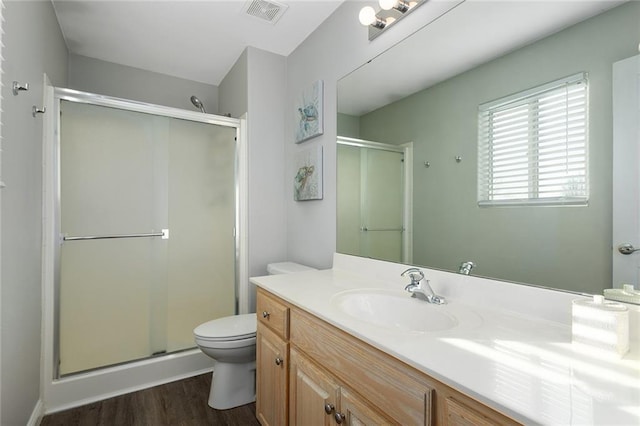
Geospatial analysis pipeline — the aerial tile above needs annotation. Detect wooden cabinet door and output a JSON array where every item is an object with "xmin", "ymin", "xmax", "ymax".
[
  {"xmin": 256, "ymin": 323, "xmax": 288, "ymax": 426},
  {"xmin": 289, "ymin": 348, "xmax": 340, "ymax": 426},
  {"xmin": 444, "ymin": 397, "xmax": 502, "ymax": 426},
  {"xmin": 337, "ymin": 387, "xmax": 395, "ymax": 426}
]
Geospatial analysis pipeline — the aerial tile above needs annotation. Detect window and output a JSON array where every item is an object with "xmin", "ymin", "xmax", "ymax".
[{"xmin": 478, "ymin": 73, "xmax": 588, "ymax": 206}]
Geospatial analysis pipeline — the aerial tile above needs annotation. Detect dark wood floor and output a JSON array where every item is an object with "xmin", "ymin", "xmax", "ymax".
[{"xmin": 40, "ymin": 373, "xmax": 260, "ymax": 426}]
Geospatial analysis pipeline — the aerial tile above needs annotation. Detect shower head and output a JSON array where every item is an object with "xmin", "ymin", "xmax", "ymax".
[{"xmin": 190, "ymin": 95, "xmax": 207, "ymax": 113}]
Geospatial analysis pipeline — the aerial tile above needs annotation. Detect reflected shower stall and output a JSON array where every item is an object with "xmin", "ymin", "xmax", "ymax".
[
  {"xmin": 51, "ymin": 90, "xmax": 240, "ymax": 377},
  {"xmin": 337, "ymin": 137, "xmax": 413, "ymax": 264}
]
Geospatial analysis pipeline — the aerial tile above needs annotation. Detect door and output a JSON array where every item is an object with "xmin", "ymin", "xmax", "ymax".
[
  {"xmin": 337, "ymin": 387, "xmax": 393, "ymax": 426},
  {"xmin": 57, "ymin": 100, "xmax": 237, "ymax": 375},
  {"xmin": 361, "ymin": 148, "xmax": 405, "ymax": 262},
  {"xmin": 289, "ymin": 348, "xmax": 340, "ymax": 426},
  {"xmin": 337, "ymin": 138, "xmax": 409, "ymax": 263},
  {"xmin": 256, "ymin": 323, "xmax": 288, "ymax": 426},
  {"xmin": 612, "ymin": 54, "xmax": 640, "ymax": 289}
]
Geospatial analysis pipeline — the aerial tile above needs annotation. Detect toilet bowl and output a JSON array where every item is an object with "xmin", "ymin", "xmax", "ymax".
[
  {"xmin": 194, "ymin": 314, "xmax": 257, "ymax": 410},
  {"xmin": 194, "ymin": 261, "xmax": 316, "ymax": 410}
]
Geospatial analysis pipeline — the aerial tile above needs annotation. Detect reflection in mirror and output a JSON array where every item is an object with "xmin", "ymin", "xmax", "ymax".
[
  {"xmin": 337, "ymin": 137, "xmax": 413, "ymax": 264},
  {"xmin": 337, "ymin": 1, "xmax": 640, "ymax": 298}
]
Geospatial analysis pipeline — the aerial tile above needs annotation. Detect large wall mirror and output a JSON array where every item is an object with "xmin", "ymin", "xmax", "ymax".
[{"xmin": 337, "ymin": 0, "xmax": 640, "ymax": 297}]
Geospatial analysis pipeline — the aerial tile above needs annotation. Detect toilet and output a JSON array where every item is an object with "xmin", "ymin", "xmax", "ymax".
[{"xmin": 194, "ymin": 261, "xmax": 316, "ymax": 410}]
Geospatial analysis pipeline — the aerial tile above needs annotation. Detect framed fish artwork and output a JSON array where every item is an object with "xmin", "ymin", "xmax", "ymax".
[
  {"xmin": 294, "ymin": 80, "xmax": 323, "ymax": 143},
  {"xmin": 294, "ymin": 145, "xmax": 323, "ymax": 201}
]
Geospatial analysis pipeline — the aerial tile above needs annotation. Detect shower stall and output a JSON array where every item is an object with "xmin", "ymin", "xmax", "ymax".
[
  {"xmin": 42, "ymin": 87, "xmax": 248, "ymax": 408},
  {"xmin": 336, "ymin": 137, "xmax": 413, "ymax": 264}
]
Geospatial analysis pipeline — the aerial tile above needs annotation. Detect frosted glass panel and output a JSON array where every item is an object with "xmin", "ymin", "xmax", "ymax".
[
  {"xmin": 337, "ymin": 144, "xmax": 404, "ymax": 263},
  {"xmin": 336, "ymin": 144, "xmax": 362, "ymax": 256},
  {"xmin": 166, "ymin": 118, "xmax": 236, "ymax": 352},
  {"xmin": 58, "ymin": 100, "xmax": 237, "ymax": 375},
  {"xmin": 60, "ymin": 102, "xmax": 161, "ymax": 236},
  {"xmin": 362, "ymin": 149, "xmax": 404, "ymax": 262},
  {"xmin": 59, "ymin": 240, "xmax": 155, "ymax": 374},
  {"xmin": 363, "ymin": 149, "xmax": 404, "ymax": 230}
]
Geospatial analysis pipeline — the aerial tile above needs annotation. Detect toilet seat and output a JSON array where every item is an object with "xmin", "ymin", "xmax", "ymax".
[{"xmin": 194, "ymin": 313, "xmax": 256, "ymax": 341}]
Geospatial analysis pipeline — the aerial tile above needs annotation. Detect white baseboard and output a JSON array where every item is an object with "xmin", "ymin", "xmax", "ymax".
[{"xmin": 27, "ymin": 399, "xmax": 44, "ymax": 426}]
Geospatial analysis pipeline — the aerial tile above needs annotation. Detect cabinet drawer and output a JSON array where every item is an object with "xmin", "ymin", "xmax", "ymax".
[
  {"xmin": 257, "ymin": 287, "xmax": 290, "ymax": 338},
  {"xmin": 291, "ymin": 308, "xmax": 433, "ymax": 426}
]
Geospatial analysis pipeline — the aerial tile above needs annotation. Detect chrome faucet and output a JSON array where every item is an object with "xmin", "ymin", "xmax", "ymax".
[
  {"xmin": 458, "ymin": 261, "xmax": 475, "ymax": 275},
  {"xmin": 401, "ymin": 268, "xmax": 446, "ymax": 304}
]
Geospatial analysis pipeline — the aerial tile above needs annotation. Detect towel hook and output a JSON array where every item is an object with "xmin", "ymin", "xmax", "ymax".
[
  {"xmin": 32, "ymin": 106, "xmax": 46, "ymax": 118},
  {"xmin": 12, "ymin": 81, "xmax": 29, "ymax": 96}
]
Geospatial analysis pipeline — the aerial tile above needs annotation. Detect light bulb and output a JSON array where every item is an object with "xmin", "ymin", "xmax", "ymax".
[
  {"xmin": 379, "ymin": 0, "xmax": 397, "ymax": 10},
  {"xmin": 359, "ymin": 6, "xmax": 377, "ymax": 26}
]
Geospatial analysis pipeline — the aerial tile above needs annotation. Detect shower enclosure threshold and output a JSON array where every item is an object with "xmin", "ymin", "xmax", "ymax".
[{"xmin": 46, "ymin": 349, "xmax": 213, "ymax": 413}]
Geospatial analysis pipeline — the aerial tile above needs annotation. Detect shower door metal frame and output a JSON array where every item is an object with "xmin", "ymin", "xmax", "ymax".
[{"xmin": 43, "ymin": 87, "xmax": 248, "ymax": 384}]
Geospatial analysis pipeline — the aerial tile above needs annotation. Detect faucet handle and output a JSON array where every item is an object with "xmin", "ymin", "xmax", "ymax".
[{"xmin": 401, "ymin": 267, "xmax": 424, "ymax": 283}]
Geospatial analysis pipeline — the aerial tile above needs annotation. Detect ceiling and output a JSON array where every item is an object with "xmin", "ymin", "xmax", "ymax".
[
  {"xmin": 51, "ymin": 0, "xmax": 628, "ymax": 111},
  {"xmin": 51, "ymin": 0, "xmax": 345, "ymax": 86}
]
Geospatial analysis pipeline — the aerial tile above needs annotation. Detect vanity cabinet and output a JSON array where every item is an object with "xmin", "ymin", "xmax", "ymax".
[{"xmin": 256, "ymin": 288, "xmax": 520, "ymax": 426}]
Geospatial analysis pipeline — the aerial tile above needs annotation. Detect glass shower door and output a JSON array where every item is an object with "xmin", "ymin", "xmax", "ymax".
[
  {"xmin": 361, "ymin": 148, "xmax": 405, "ymax": 262},
  {"xmin": 58, "ymin": 100, "xmax": 236, "ymax": 376},
  {"xmin": 337, "ymin": 142, "xmax": 405, "ymax": 263}
]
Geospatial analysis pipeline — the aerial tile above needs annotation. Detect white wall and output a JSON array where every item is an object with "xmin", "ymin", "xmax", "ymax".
[
  {"xmin": 68, "ymin": 54, "xmax": 219, "ymax": 113},
  {"xmin": 219, "ymin": 49, "xmax": 248, "ymax": 119},
  {"xmin": 245, "ymin": 47, "xmax": 288, "ymax": 310},
  {"xmin": 1, "ymin": 1, "xmax": 68, "ymax": 424},
  {"xmin": 285, "ymin": 1, "xmax": 463, "ymax": 268}
]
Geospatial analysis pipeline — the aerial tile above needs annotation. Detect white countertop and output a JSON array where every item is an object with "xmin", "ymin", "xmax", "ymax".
[{"xmin": 250, "ymin": 255, "xmax": 640, "ymax": 425}]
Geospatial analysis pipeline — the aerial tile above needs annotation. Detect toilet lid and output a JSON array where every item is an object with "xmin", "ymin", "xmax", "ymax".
[{"xmin": 194, "ymin": 313, "xmax": 256, "ymax": 341}]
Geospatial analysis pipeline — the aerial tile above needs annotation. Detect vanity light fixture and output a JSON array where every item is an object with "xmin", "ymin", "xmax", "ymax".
[
  {"xmin": 379, "ymin": 0, "xmax": 410, "ymax": 13},
  {"xmin": 359, "ymin": 6, "xmax": 386, "ymax": 29},
  {"xmin": 359, "ymin": 0, "xmax": 424, "ymax": 40}
]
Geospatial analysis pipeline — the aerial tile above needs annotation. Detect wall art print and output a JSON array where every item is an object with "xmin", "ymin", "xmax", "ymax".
[
  {"xmin": 294, "ymin": 80, "xmax": 324, "ymax": 143},
  {"xmin": 294, "ymin": 145, "xmax": 323, "ymax": 201}
]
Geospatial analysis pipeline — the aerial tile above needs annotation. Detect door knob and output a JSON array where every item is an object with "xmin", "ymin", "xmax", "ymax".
[{"xmin": 618, "ymin": 243, "xmax": 640, "ymax": 255}]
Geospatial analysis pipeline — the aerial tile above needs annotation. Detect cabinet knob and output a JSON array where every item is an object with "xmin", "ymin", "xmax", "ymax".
[
  {"xmin": 334, "ymin": 412, "xmax": 346, "ymax": 424},
  {"xmin": 262, "ymin": 311, "xmax": 270, "ymax": 319},
  {"xmin": 324, "ymin": 403, "xmax": 335, "ymax": 414},
  {"xmin": 275, "ymin": 357, "xmax": 283, "ymax": 366}
]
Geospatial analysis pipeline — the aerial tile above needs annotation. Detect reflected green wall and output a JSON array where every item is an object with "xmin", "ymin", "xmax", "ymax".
[
  {"xmin": 356, "ymin": 2, "xmax": 640, "ymax": 293},
  {"xmin": 338, "ymin": 113, "xmax": 360, "ymax": 139}
]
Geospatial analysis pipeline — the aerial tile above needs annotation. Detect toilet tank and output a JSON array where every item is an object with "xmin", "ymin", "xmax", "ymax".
[{"xmin": 267, "ymin": 262, "xmax": 316, "ymax": 275}]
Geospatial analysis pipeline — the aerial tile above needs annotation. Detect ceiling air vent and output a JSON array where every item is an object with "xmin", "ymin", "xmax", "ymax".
[{"xmin": 243, "ymin": 0, "xmax": 289, "ymax": 24}]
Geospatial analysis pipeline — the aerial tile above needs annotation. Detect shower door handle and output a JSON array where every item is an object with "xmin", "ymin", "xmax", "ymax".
[{"xmin": 62, "ymin": 229, "xmax": 169, "ymax": 242}]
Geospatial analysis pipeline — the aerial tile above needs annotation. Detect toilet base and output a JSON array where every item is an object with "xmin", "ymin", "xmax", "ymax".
[{"xmin": 208, "ymin": 360, "xmax": 256, "ymax": 410}]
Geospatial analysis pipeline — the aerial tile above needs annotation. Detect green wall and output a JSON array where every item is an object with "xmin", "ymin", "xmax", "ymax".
[{"xmin": 357, "ymin": 2, "xmax": 640, "ymax": 293}]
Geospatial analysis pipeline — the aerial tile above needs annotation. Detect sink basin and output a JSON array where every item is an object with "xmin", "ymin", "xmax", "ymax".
[{"xmin": 332, "ymin": 288, "xmax": 460, "ymax": 333}]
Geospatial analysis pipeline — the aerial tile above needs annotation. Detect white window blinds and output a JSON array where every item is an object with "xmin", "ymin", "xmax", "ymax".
[{"xmin": 478, "ymin": 73, "xmax": 588, "ymax": 206}]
